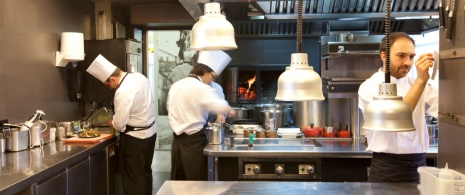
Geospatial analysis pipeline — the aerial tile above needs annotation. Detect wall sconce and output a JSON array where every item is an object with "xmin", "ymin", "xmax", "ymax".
[{"xmin": 56, "ymin": 32, "xmax": 85, "ymax": 67}]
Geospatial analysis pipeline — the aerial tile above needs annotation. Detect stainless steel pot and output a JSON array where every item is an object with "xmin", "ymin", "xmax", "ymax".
[
  {"xmin": 253, "ymin": 104, "xmax": 283, "ymax": 122},
  {"xmin": 260, "ymin": 110, "xmax": 284, "ymax": 129},
  {"xmin": 228, "ymin": 107, "xmax": 252, "ymax": 123}
]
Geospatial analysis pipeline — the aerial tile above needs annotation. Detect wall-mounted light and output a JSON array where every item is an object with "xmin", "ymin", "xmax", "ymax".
[
  {"xmin": 275, "ymin": 0, "xmax": 324, "ymax": 101},
  {"xmin": 190, "ymin": 2, "xmax": 237, "ymax": 51},
  {"xmin": 362, "ymin": 0, "xmax": 415, "ymax": 132},
  {"xmin": 56, "ymin": 32, "xmax": 85, "ymax": 67}
]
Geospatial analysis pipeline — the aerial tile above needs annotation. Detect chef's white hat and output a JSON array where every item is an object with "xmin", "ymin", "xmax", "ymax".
[
  {"xmin": 197, "ymin": 51, "xmax": 231, "ymax": 75},
  {"xmin": 86, "ymin": 54, "xmax": 117, "ymax": 83}
]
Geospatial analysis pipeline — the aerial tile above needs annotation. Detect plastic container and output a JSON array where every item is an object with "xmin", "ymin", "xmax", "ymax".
[
  {"xmin": 418, "ymin": 165, "xmax": 465, "ymax": 195},
  {"xmin": 277, "ymin": 128, "xmax": 301, "ymax": 138}
]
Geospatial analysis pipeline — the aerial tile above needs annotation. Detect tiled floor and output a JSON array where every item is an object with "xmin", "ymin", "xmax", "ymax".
[{"xmin": 152, "ymin": 150, "xmax": 172, "ymax": 194}]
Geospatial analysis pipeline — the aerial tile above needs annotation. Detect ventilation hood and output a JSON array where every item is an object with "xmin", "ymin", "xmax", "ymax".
[
  {"xmin": 178, "ymin": 0, "xmax": 439, "ymax": 35},
  {"xmin": 96, "ymin": 0, "xmax": 440, "ymax": 34}
]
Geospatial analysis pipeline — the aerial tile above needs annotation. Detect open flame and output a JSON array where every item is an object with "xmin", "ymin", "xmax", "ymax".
[{"xmin": 246, "ymin": 75, "xmax": 256, "ymax": 93}]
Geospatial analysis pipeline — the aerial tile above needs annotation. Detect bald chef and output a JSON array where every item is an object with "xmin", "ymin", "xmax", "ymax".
[
  {"xmin": 86, "ymin": 54, "xmax": 156, "ymax": 195},
  {"xmin": 167, "ymin": 50, "xmax": 235, "ymax": 180}
]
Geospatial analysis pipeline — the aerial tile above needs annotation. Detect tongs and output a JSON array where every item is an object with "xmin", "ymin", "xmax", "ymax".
[{"xmin": 224, "ymin": 123, "xmax": 237, "ymax": 129}]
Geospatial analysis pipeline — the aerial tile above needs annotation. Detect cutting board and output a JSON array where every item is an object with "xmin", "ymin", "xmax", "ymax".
[{"xmin": 63, "ymin": 133, "xmax": 114, "ymax": 144}]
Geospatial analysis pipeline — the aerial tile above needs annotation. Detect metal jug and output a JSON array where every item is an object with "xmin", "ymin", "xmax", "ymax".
[{"xmin": 206, "ymin": 123, "xmax": 224, "ymax": 145}]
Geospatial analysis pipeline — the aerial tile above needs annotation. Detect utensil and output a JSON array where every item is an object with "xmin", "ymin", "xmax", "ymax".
[{"xmin": 446, "ymin": 0, "xmax": 456, "ymax": 40}]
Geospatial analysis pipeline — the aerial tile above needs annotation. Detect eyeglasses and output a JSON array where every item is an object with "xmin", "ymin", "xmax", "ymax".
[{"xmin": 210, "ymin": 72, "xmax": 217, "ymax": 80}]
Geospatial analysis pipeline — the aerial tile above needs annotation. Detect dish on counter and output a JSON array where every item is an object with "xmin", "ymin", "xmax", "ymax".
[{"xmin": 78, "ymin": 128, "xmax": 101, "ymax": 138}]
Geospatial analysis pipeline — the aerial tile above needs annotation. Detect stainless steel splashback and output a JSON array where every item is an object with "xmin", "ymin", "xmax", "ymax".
[{"xmin": 438, "ymin": 0, "xmax": 465, "ymax": 173}]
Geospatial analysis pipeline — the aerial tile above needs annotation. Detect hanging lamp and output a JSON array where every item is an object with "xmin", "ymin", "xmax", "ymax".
[
  {"xmin": 190, "ymin": 2, "xmax": 237, "ymax": 51},
  {"xmin": 362, "ymin": 0, "xmax": 415, "ymax": 132},
  {"xmin": 275, "ymin": 0, "xmax": 324, "ymax": 101}
]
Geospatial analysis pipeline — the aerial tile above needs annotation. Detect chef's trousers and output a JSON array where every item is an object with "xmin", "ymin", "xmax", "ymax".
[
  {"xmin": 368, "ymin": 152, "xmax": 426, "ymax": 183},
  {"xmin": 171, "ymin": 130, "xmax": 208, "ymax": 180},
  {"xmin": 118, "ymin": 133, "xmax": 156, "ymax": 195}
]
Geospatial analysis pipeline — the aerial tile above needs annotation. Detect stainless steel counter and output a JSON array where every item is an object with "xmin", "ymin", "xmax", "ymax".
[
  {"xmin": 204, "ymin": 137, "xmax": 438, "ymax": 158},
  {"xmin": 156, "ymin": 181, "xmax": 420, "ymax": 195},
  {"xmin": 0, "ymin": 137, "xmax": 116, "ymax": 194},
  {"xmin": 204, "ymin": 135, "xmax": 438, "ymax": 181}
]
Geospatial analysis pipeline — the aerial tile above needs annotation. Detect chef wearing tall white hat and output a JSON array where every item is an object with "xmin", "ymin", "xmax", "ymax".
[
  {"xmin": 167, "ymin": 50, "xmax": 235, "ymax": 180},
  {"xmin": 86, "ymin": 54, "xmax": 157, "ymax": 195}
]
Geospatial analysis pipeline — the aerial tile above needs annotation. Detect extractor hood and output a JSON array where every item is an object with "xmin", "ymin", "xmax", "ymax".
[{"xmin": 178, "ymin": 0, "xmax": 440, "ymax": 35}]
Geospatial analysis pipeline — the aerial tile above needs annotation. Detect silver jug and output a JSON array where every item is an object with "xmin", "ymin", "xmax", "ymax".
[{"xmin": 207, "ymin": 123, "xmax": 224, "ymax": 145}]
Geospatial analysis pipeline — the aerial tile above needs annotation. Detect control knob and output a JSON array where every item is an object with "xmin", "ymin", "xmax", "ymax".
[
  {"xmin": 253, "ymin": 166, "xmax": 261, "ymax": 174},
  {"xmin": 307, "ymin": 165, "xmax": 315, "ymax": 174},
  {"xmin": 275, "ymin": 165, "xmax": 284, "ymax": 175}
]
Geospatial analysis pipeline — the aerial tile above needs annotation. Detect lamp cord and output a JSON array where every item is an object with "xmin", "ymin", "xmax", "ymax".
[
  {"xmin": 297, "ymin": 0, "xmax": 303, "ymax": 53},
  {"xmin": 385, "ymin": 0, "xmax": 391, "ymax": 83}
]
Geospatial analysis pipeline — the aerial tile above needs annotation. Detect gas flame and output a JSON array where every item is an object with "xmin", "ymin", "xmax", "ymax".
[{"xmin": 247, "ymin": 75, "xmax": 256, "ymax": 93}]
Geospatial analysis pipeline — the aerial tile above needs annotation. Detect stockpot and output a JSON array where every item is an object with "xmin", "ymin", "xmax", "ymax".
[
  {"xmin": 228, "ymin": 107, "xmax": 252, "ymax": 123},
  {"xmin": 253, "ymin": 104, "xmax": 283, "ymax": 122}
]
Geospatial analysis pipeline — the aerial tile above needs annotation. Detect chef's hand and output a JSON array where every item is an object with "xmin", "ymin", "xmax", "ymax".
[
  {"xmin": 215, "ymin": 114, "xmax": 226, "ymax": 123},
  {"xmin": 415, "ymin": 53, "xmax": 434, "ymax": 82},
  {"xmin": 227, "ymin": 109, "xmax": 236, "ymax": 118},
  {"xmin": 108, "ymin": 118, "xmax": 113, "ymax": 128}
]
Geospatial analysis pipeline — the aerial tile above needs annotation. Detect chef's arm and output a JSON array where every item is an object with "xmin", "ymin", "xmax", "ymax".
[{"xmin": 403, "ymin": 53, "xmax": 434, "ymax": 110}]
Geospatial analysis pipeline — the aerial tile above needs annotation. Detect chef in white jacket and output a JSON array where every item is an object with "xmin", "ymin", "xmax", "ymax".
[
  {"xmin": 167, "ymin": 50, "xmax": 235, "ymax": 180},
  {"xmin": 86, "ymin": 54, "xmax": 156, "ymax": 195}
]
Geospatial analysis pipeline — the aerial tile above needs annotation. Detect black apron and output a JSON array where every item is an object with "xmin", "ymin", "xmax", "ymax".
[
  {"xmin": 115, "ymin": 73, "xmax": 157, "ymax": 195},
  {"xmin": 368, "ymin": 152, "xmax": 426, "ymax": 183},
  {"xmin": 171, "ymin": 75, "xmax": 211, "ymax": 180}
]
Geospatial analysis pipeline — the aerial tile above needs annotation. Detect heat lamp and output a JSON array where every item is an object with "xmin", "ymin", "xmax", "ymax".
[
  {"xmin": 275, "ymin": 0, "xmax": 324, "ymax": 101},
  {"xmin": 190, "ymin": 2, "xmax": 237, "ymax": 51},
  {"xmin": 361, "ymin": 0, "xmax": 415, "ymax": 132}
]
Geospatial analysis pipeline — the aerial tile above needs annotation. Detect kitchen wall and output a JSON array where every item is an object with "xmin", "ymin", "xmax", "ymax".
[{"xmin": 0, "ymin": 0, "xmax": 95, "ymax": 123}]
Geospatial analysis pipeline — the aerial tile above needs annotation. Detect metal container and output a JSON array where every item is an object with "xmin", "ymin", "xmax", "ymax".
[
  {"xmin": 228, "ymin": 107, "xmax": 252, "ymax": 123},
  {"xmin": 30, "ymin": 121, "xmax": 50, "ymax": 147},
  {"xmin": 206, "ymin": 123, "xmax": 224, "ymax": 145},
  {"xmin": 5, "ymin": 128, "xmax": 29, "ymax": 152},
  {"xmin": 253, "ymin": 104, "xmax": 283, "ymax": 122},
  {"xmin": 59, "ymin": 122, "xmax": 74, "ymax": 136},
  {"xmin": 293, "ymin": 101, "xmax": 325, "ymax": 128},
  {"xmin": 260, "ymin": 110, "xmax": 284, "ymax": 129},
  {"xmin": 0, "ymin": 134, "xmax": 5, "ymax": 154}
]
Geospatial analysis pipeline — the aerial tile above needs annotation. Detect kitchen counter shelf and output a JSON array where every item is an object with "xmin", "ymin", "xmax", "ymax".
[{"xmin": 0, "ymin": 136, "xmax": 116, "ymax": 195}]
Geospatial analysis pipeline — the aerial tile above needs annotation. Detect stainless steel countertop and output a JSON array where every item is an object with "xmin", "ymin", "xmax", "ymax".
[
  {"xmin": 204, "ymin": 135, "xmax": 438, "ymax": 159},
  {"xmin": 0, "ymin": 137, "xmax": 116, "ymax": 194},
  {"xmin": 156, "ymin": 181, "xmax": 420, "ymax": 195}
]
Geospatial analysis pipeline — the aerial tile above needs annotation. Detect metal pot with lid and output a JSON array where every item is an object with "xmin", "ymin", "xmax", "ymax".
[
  {"xmin": 253, "ymin": 104, "xmax": 283, "ymax": 122},
  {"xmin": 227, "ymin": 107, "xmax": 252, "ymax": 123}
]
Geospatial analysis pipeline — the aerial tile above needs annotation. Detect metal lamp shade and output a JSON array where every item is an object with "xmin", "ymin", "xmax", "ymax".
[
  {"xmin": 362, "ymin": 83, "xmax": 415, "ymax": 132},
  {"xmin": 190, "ymin": 3, "xmax": 237, "ymax": 51},
  {"xmin": 275, "ymin": 53, "xmax": 325, "ymax": 101}
]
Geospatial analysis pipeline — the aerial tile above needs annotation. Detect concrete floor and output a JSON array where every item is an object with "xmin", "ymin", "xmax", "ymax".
[{"xmin": 152, "ymin": 150, "xmax": 171, "ymax": 194}]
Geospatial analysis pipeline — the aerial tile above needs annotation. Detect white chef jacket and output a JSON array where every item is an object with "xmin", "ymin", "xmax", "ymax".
[
  {"xmin": 358, "ymin": 71, "xmax": 438, "ymax": 154},
  {"xmin": 168, "ymin": 63, "xmax": 192, "ymax": 83},
  {"xmin": 113, "ymin": 73, "xmax": 157, "ymax": 139},
  {"xmin": 167, "ymin": 77, "xmax": 232, "ymax": 135}
]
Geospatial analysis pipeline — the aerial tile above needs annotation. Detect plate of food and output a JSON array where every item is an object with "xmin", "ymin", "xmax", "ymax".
[{"xmin": 78, "ymin": 128, "xmax": 101, "ymax": 138}]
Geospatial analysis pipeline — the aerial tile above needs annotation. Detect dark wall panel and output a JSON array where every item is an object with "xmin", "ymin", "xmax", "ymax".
[{"xmin": 0, "ymin": 0, "xmax": 95, "ymax": 122}]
